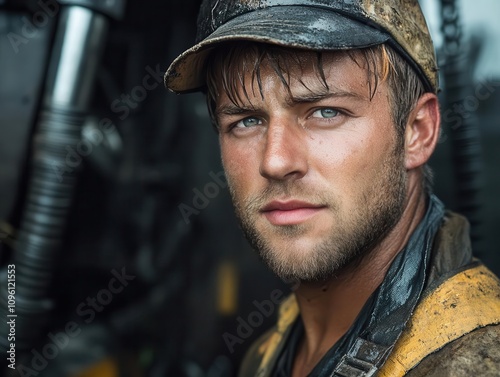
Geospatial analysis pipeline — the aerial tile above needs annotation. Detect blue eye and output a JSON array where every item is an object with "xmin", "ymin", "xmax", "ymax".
[
  {"xmin": 236, "ymin": 117, "xmax": 262, "ymax": 128},
  {"xmin": 312, "ymin": 108, "xmax": 339, "ymax": 119}
]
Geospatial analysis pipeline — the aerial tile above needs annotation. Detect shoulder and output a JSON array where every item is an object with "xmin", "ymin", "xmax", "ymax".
[
  {"xmin": 238, "ymin": 327, "xmax": 277, "ymax": 377},
  {"xmin": 379, "ymin": 264, "xmax": 500, "ymax": 377},
  {"xmin": 406, "ymin": 324, "xmax": 500, "ymax": 377},
  {"xmin": 238, "ymin": 294, "xmax": 299, "ymax": 377}
]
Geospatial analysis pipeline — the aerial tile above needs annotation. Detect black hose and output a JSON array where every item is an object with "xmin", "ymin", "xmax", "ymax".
[{"xmin": 0, "ymin": 4, "xmax": 109, "ymax": 356}]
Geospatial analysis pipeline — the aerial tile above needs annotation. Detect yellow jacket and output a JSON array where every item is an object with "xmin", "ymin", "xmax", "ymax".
[{"xmin": 239, "ymin": 213, "xmax": 500, "ymax": 376}]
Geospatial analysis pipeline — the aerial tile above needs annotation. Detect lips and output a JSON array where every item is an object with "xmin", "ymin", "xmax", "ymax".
[{"xmin": 261, "ymin": 200, "xmax": 326, "ymax": 225}]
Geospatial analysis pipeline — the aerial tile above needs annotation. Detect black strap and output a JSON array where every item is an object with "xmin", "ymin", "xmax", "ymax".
[
  {"xmin": 313, "ymin": 195, "xmax": 446, "ymax": 376},
  {"xmin": 331, "ymin": 338, "xmax": 392, "ymax": 377}
]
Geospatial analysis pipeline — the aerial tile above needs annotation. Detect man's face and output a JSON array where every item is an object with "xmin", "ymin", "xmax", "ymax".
[{"xmin": 215, "ymin": 50, "xmax": 408, "ymax": 282}]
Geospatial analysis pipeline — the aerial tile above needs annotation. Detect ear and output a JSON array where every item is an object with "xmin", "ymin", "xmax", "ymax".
[{"xmin": 404, "ymin": 93, "xmax": 441, "ymax": 170}]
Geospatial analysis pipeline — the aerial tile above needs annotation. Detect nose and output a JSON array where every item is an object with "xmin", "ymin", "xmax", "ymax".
[{"xmin": 259, "ymin": 119, "xmax": 308, "ymax": 181}]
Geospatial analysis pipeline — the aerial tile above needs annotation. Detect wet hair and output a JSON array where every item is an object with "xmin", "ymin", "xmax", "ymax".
[{"xmin": 204, "ymin": 41, "xmax": 433, "ymax": 191}]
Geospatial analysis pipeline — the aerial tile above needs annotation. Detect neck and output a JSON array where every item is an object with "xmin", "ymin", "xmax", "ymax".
[{"xmin": 292, "ymin": 180, "xmax": 428, "ymax": 375}]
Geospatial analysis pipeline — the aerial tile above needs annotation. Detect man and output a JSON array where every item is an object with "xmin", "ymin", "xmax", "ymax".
[{"xmin": 165, "ymin": 1, "xmax": 500, "ymax": 376}]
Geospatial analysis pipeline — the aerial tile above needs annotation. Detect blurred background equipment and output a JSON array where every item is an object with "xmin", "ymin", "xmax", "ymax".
[{"xmin": 0, "ymin": 0, "xmax": 499, "ymax": 376}]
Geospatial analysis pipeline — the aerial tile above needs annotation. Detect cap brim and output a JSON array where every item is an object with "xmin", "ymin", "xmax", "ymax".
[{"xmin": 165, "ymin": 5, "xmax": 390, "ymax": 93}]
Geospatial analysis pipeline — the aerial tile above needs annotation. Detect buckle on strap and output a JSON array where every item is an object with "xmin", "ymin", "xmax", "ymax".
[{"xmin": 331, "ymin": 338, "xmax": 392, "ymax": 377}]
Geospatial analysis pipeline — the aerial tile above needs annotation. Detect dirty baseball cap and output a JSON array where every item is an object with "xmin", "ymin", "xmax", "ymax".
[{"xmin": 165, "ymin": 0, "xmax": 438, "ymax": 94}]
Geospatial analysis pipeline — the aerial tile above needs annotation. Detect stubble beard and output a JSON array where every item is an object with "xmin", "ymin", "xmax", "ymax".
[{"xmin": 227, "ymin": 146, "xmax": 408, "ymax": 283}]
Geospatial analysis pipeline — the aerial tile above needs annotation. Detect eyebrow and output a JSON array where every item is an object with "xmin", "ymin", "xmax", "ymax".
[
  {"xmin": 216, "ymin": 103, "xmax": 257, "ymax": 117},
  {"xmin": 216, "ymin": 89, "xmax": 366, "ymax": 117},
  {"xmin": 286, "ymin": 90, "xmax": 365, "ymax": 106}
]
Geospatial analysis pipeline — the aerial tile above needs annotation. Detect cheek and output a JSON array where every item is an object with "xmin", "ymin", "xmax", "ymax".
[
  {"xmin": 309, "ymin": 132, "xmax": 368, "ymax": 173},
  {"xmin": 220, "ymin": 140, "xmax": 259, "ymax": 191},
  {"xmin": 309, "ymin": 127, "xmax": 394, "ymax": 190}
]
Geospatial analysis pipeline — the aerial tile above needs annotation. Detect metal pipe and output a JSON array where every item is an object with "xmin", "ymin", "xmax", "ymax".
[
  {"xmin": 45, "ymin": 6, "xmax": 107, "ymax": 109},
  {"xmin": 0, "ymin": 4, "xmax": 109, "ymax": 353}
]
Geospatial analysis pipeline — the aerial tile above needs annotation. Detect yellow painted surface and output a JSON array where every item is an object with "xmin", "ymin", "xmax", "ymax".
[
  {"xmin": 217, "ymin": 260, "xmax": 238, "ymax": 316},
  {"xmin": 257, "ymin": 294, "xmax": 299, "ymax": 374},
  {"xmin": 73, "ymin": 358, "xmax": 118, "ymax": 377},
  {"xmin": 379, "ymin": 265, "xmax": 500, "ymax": 377}
]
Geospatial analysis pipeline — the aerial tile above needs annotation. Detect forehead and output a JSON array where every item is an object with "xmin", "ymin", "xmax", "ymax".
[{"xmin": 209, "ymin": 46, "xmax": 381, "ymax": 107}]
